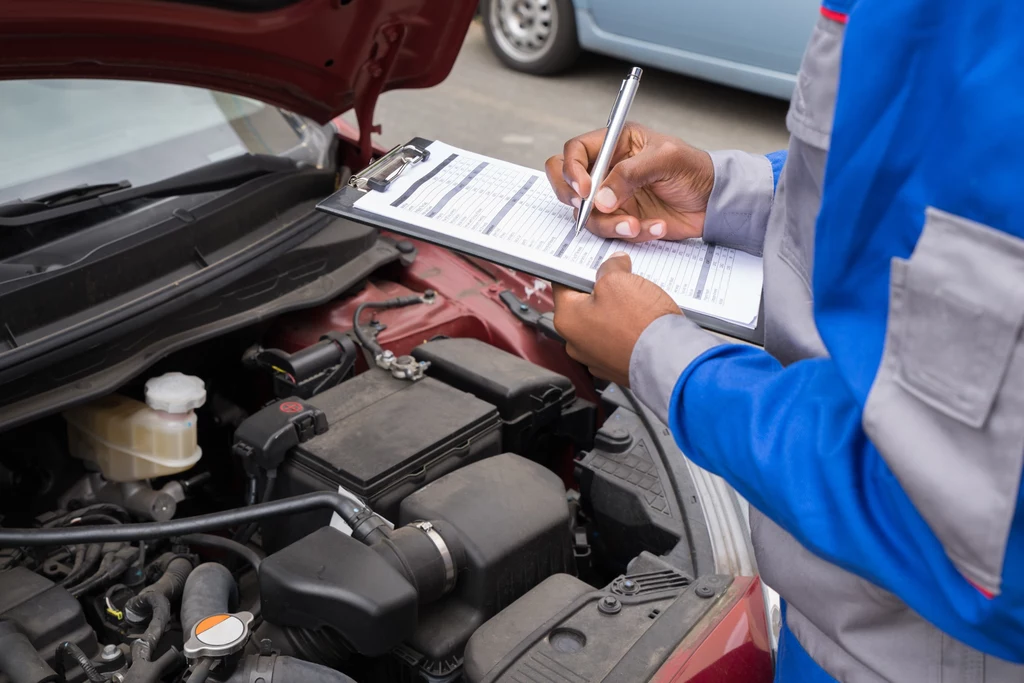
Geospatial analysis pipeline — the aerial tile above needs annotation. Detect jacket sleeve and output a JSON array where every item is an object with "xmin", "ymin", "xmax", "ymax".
[
  {"xmin": 701, "ymin": 150, "xmax": 784, "ymax": 257},
  {"xmin": 629, "ymin": 317, "xmax": 1020, "ymax": 661}
]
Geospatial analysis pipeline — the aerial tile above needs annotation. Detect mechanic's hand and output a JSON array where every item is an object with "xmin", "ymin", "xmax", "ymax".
[
  {"xmin": 545, "ymin": 122, "xmax": 715, "ymax": 243},
  {"xmin": 553, "ymin": 252, "xmax": 681, "ymax": 386}
]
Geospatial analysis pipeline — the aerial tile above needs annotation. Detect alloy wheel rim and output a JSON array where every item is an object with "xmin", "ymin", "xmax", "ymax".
[{"xmin": 490, "ymin": 0, "xmax": 558, "ymax": 63}]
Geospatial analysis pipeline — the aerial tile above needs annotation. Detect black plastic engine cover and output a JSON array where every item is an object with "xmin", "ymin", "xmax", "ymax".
[
  {"xmin": 0, "ymin": 568, "xmax": 98, "ymax": 683},
  {"xmin": 464, "ymin": 554, "xmax": 732, "ymax": 683},
  {"xmin": 396, "ymin": 453, "xmax": 575, "ymax": 672}
]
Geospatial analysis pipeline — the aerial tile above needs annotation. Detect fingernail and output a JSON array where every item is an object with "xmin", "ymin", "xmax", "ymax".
[
  {"xmin": 571, "ymin": 197, "xmax": 581, "ymax": 209},
  {"xmin": 615, "ymin": 221, "xmax": 633, "ymax": 237},
  {"xmin": 596, "ymin": 187, "xmax": 617, "ymax": 210},
  {"xmin": 649, "ymin": 222, "xmax": 665, "ymax": 238},
  {"xmin": 572, "ymin": 181, "xmax": 581, "ymax": 196},
  {"xmin": 610, "ymin": 251, "xmax": 629, "ymax": 258}
]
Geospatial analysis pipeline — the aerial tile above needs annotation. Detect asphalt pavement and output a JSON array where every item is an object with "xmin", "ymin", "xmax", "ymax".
[{"xmin": 356, "ymin": 21, "xmax": 790, "ymax": 170}]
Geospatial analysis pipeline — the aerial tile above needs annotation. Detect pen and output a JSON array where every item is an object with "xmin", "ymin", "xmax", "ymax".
[{"xmin": 576, "ymin": 66, "xmax": 643, "ymax": 235}]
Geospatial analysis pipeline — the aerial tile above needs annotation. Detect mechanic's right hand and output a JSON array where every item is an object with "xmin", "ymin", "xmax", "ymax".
[{"xmin": 545, "ymin": 122, "xmax": 715, "ymax": 242}]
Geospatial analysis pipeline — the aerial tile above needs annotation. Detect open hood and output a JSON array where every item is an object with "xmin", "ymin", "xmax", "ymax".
[{"xmin": 0, "ymin": 0, "xmax": 477, "ymax": 165}]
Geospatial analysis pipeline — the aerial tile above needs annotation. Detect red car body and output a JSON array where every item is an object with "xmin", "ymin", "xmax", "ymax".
[{"xmin": 0, "ymin": 2, "xmax": 773, "ymax": 680}]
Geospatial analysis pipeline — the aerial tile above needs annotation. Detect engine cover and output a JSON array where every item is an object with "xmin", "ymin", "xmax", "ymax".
[{"xmin": 0, "ymin": 568, "xmax": 98, "ymax": 683}]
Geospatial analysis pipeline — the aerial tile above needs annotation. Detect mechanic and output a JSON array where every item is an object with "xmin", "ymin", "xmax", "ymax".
[{"xmin": 545, "ymin": 1, "xmax": 1024, "ymax": 681}]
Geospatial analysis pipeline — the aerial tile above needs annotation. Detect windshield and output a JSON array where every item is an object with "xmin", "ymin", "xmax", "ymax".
[{"xmin": 0, "ymin": 80, "xmax": 329, "ymax": 204}]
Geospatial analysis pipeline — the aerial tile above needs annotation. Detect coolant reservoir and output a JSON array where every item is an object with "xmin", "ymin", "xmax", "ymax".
[{"xmin": 64, "ymin": 373, "xmax": 206, "ymax": 482}]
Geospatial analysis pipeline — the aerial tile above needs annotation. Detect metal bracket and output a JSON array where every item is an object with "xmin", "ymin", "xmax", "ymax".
[{"xmin": 499, "ymin": 291, "xmax": 563, "ymax": 343}]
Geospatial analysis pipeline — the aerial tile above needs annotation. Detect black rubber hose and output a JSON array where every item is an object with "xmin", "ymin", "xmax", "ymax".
[
  {"xmin": 64, "ymin": 544, "xmax": 102, "ymax": 588},
  {"xmin": 59, "ymin": 545, "xmax": 87, "ymax": 586},
  {"xmin": 0, "ymin": 621, "xmax": 59, "ymax": 683},
  {"xmin": 0, "ymin": 492, "xmax": 368, "ymax": 548},
  {"xmin": 54, "ymin": 641, "xmax": 105, "ymax": 683},
  {"xmin": 68, "ymin": 546, "xmax": 140, "ymax": 599},
  {"xmin": 352, "ymin": 296, "xmax": 425, "ymax": 356},
  {"xmin": 121, "ymin": 646, "xmax": 182, "ymax": 683},
  {"xmin": 180, "ymin": 534, "xmax": 263, "ymax": 573},
  {"xmin": 185, "ymin": 658, "xmax": 213, "ymax": 683},
  {"xmin": 43, "ymin": 504, "xmax": 130, "ymax": 528},
  {"xmin": 125, "ymin": 557, "xmax": 193, "ymax": 660},
  {"xmin": 127, "ymin": 592, "xmax": 170, "ymax": 659},
  {"xmin": 126, "ymin": 556, "xmax": 193, "ymax": 617},
  {"xmin": 181, "ymin": 563, "xmax": 239, "ymax": 637},
  {"xmin": 234, "ymin": 470, "xmax": 278, "ymax": 546},
  {"xmin": 225, "ymin": 655, "xmax": 358, "ymax": 683}
]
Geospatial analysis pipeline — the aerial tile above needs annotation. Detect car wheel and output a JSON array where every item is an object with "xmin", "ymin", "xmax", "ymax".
[{"xmin": 482, "ymin": 0, "xmax": 580, "ymax": 75}]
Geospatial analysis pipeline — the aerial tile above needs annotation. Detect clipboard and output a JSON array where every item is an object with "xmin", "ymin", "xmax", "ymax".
[{"xmin": 317, "ymin": 138, "xmax": 764, "ymax": 346}]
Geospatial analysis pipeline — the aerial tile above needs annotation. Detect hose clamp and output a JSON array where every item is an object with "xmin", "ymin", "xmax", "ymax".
[{"xmin": 410, "ymin": 521, "xmax": 456, "ymax": 594}]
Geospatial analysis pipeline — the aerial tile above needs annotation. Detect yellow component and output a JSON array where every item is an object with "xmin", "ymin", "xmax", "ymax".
[
  {"xmin": 105, "ymin": 599, "xmax": 124, "ymax": 621},
  {"xmin": 269, "ymin": 365, "xmax": 288, "ymax": 376}
]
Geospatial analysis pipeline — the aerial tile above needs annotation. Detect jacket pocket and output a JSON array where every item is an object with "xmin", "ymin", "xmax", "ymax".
[{"xmin": 863, "ymin": 208, "xmax": 1024, "ymax": 595}]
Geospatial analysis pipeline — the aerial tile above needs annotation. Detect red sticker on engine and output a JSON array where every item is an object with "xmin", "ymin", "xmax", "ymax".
[{"xmin": 279, "ymin": 401, "xmax": 303, "ymax": 413}]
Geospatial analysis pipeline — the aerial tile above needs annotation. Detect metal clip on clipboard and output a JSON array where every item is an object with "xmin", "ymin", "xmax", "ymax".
[{"xmin": 349, "ymin": 142, "xmax": 430, "ymax": 193}]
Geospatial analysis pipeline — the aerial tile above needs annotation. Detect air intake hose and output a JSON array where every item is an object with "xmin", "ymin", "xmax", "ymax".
[
  {"xmin": 225, "ymin": 655, "xmax": 358, "ymax": 683},
  {"xmin": 181, "ymin": 563, "xmax": 239, "ymax": 637}
]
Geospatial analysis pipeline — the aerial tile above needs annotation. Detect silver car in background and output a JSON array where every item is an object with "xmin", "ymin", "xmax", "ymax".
[{"xmin": 482, "ymin": 0, "xmax": 819, "ymax": 99}]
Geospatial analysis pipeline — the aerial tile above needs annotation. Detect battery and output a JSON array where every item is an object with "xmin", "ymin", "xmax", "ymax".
[{"xmin": 262, "ymin": 368, "xmax": 502, "ymax": 551}]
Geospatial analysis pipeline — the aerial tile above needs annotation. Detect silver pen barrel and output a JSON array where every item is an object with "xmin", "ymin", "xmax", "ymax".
[{"xmin": 576, "ymin": 67, "xmax": 643, "ymax": 234}]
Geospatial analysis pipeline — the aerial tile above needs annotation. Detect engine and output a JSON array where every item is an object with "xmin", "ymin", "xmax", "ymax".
[{"xmin": 0, "ymin": 303, "xmax": 720, "ymax": 683}]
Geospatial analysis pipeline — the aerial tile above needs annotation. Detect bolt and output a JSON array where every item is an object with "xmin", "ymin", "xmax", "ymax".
[
  {"xmin": 598, "ymin": 595, "xmax": 621, "ymax": 615},
  {"xmin": 695, "ymin": 584, "xmax": 715, "ymax": 599},
  {"xmin": 620, "ymin": 578, "xmax": 639, "ymax": 595},
  {"xmin": 519, "ymin": 303, "xmax": 529, "ymax": 311},
  {"xmin": 101, "ymin": 644, "xmax": 120, "ymax": 661},
  {"xmin": 112, "ymin": 674, "xmax": 125, "ymax": 683}
]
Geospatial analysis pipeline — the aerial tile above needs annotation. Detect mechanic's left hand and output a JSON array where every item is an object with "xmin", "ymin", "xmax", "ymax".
[{"xmin": 553, "ymin": 252, "xmax": 681, "ymax": 386}]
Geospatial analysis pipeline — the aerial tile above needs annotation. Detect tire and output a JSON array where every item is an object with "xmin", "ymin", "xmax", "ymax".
[{"xmin": 482, "ymin": 0, "xmax": 580, "ymax": 75}]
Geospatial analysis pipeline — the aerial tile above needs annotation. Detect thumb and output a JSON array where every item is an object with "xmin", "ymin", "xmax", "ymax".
[
  {"xmin": 593, "ymin": 147, "xmax": 663, "ymax": 213},
  {"xmin": 596, "ymin": 251, "xmax": 632, "ymax": 281}
]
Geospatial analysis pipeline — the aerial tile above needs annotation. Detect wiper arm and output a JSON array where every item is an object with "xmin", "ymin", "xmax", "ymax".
[
  {"xmin": 0, "ymin": 181, "xmax": 133, "ymax": 217},
  {"xmin": 0, "ymin": 154, "xmax": 300, "ymax": 228}
]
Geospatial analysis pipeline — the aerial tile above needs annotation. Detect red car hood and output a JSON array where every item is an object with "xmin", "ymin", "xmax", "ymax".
[{"xmin": 0, "ymin": 0, "xmax": 476, "ymax": 165}]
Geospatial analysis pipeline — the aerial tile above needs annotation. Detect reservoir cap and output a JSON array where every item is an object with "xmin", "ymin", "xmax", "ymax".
[{"xmin": 145, "ymin": 372, "xmax": 207, "ymax": 414}]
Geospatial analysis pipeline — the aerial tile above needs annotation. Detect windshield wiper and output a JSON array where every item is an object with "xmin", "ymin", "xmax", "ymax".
[
  {"xmin": 0, "ymin": 154, "xmax": 301, "ymax": 227},
  {"xmin": 0, "ymin": 181, "xmax": 134, "ymax": 217}
]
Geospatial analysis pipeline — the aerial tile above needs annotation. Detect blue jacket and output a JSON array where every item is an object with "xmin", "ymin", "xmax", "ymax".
[{"xmin": 667, "ymin": 0, "xmax": 1024, "ymax": 667}]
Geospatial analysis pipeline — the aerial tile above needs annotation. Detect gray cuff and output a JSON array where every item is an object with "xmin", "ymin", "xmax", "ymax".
[
  {"xmin": 629, "ymin": 314, "xmax": 725, "ymax": 426},
  {"xmin": 702, "ymin": 150, "xmax": 776, "ymax": 257}
]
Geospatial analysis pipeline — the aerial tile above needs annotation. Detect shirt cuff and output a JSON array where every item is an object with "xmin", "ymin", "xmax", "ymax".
[
  {"xmin": 628, "ymin": 314, "xmax": 725, "ymax": 426},
  {"xmin": 702, "ymin": 150, "xmax": 776, "ymax": 257}
]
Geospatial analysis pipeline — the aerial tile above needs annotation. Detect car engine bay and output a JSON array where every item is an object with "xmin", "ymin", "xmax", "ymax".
[{"xmin": 0, "ymin": 240, "xmax": 732, "ymax": 683}]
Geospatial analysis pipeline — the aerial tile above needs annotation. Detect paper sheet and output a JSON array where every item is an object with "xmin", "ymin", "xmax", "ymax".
[{"xmin": 355, "ymin": 141, "xmax": 762, "ymax": 328}]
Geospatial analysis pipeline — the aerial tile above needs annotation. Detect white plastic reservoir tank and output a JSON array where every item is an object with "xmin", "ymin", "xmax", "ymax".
[{"xmin": 63, "ymin": 372, "xmax": 207, "ymax": 482}]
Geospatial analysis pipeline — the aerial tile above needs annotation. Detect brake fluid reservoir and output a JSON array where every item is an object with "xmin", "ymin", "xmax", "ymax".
[{"xmin": 64, "ymin": 373, "xmax": 206, "ymax": 482}]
